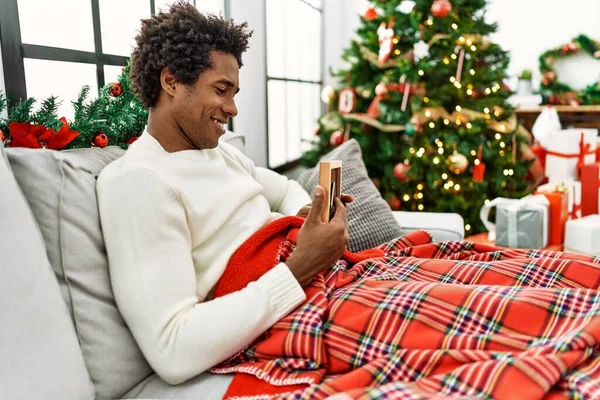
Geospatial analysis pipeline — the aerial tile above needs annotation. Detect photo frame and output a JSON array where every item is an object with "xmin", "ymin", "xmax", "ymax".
[{"xmin": 319, "ymin": 160, "xmax": 342, "ymax": 223}]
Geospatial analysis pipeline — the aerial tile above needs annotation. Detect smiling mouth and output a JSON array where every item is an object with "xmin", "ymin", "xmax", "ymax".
[{"xmin": 211, "ymin": 118, "xmax": 226, "ymax": 134}]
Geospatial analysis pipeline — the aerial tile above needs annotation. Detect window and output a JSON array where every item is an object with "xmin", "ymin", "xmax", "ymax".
[
  {"xmin": 265, "ymin": 0, "xmax": 323, "ymax": 169},
  {"xmin": 0, "ymin": 0, "xmax": 226, "ymax": 119}
]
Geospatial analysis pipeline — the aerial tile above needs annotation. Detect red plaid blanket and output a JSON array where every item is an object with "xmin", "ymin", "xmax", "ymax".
[{"xmin": 211, "ymin": 218, "xmax": 600, "ymax": 399}]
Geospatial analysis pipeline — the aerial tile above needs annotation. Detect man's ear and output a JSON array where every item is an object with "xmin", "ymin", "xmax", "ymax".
[{"xmin": 160, "ymin": 67, "xmax": 178, "ymax": 97}]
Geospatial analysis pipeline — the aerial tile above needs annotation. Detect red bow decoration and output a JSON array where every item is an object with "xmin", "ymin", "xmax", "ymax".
[{"xmin": 8, "ymin": 118, "xmax": 80, "ymax": 150}]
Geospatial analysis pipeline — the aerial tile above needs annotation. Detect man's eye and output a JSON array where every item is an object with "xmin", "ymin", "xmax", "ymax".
[{"xmin": 216, "ymin": 88, "xmax": 226, "ymax": 95}]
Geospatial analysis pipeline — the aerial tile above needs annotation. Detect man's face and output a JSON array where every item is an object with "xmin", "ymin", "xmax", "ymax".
[{"xmin": 171, "ymin": 51, "xmax": 240, "ymax": 150}]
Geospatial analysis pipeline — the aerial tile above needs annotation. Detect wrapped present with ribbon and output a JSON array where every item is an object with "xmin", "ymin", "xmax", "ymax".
[
  {"xmin": 536, "ymin": 180, "xmax": 581, "ymax": 220},
  {"xmin": 480, "ymin": 195, "xmax": 549, "ymax": 249},
  {"xmin": 534, "ymin": 182, "xmax": 571, "ymax": 245},
  {"xmin": 544, "ymin": 129, "xmax": 597, "ymax": 182},
  {"xmin": 581, "ymin": 163, "xmax": 600, "ymax": 216}
]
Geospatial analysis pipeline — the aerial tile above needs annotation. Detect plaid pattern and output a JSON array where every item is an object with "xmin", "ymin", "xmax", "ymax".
[
  {"xmin": 212, "ymin": 230, "xmax": 600, "ymax": 399},
  {"xmin": 296, "ymin": 139, "xmax": 402, "ymax": 252}
]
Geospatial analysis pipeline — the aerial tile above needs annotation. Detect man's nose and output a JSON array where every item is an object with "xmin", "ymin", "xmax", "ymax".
[{"xmin": 223, "ymin": 99, "xmax": 238, "ymax": 117}]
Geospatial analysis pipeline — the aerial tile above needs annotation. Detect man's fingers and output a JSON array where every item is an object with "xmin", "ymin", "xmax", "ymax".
[
  {"xmin": 331, "ymin": 197, "xmax": 348, "ymax": 222},
  {"xmin": 341, "ymin": 194, "xmax": 354, "ymax": 204},
  {"xmin": 306, "ymin": 185, "xmax": 325, "ymax": 223}
]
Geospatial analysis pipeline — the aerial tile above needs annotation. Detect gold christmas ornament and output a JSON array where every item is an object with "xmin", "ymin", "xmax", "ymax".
[
  {"xmin": 319, "ymin": 112, "xmax": 343, "ymax": 132},
  {"xmin": 449, "ymin": 150, "xmax": 469, "ymax": 174},
  {"xmin": 320, "ymin": 86, "xmax": 337, "ymax": 105}
]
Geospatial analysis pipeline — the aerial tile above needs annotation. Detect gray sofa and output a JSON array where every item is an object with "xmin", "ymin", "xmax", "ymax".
[{"xmin": 0, "ymin": 131, "xmax": 464, "ymax": 400}]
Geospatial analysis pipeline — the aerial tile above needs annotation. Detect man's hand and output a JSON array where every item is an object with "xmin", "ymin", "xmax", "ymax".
[
  {"xmin": 286, "ymin": 186, "xmax": 350, "ymax": 287},
  {"xmin": 295, "ymin": 193, "xmax": 353, "ymax": 218}
]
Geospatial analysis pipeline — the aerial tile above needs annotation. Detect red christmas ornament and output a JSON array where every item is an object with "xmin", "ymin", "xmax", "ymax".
[
  {"xmin": 364, "ymin": 7, "xmax": 378, "ymax": 21},
  {"xmin": 472, "ymin": 145, "xmax": 486, "ymax": 183},
  {"xmin": 330, "ymin": 130, "xmax": 345, "ymax": 146},
  {"xmin": 393, "ymin": 162, "xmax": 410, "ymax": 182},
  {"xmin": 431, "ymin": 0, "xmax": 452, "ymax": 18},
  {"xmin": 0, "ymin": 128, "xmax": 5, "ymax": 142},
  {"xmin": 93, "ymin": 132, "xmax": 109, "ymax": 148},
  {"xmin": 127, "ymin": 136, "xmax": 140, "ymax": 145},
  {"xmin": 313, "ymin": 125, "xmax": 320, "ymax": 136},
  {"xmin": 388, "ymin": 195, "xmax": 401, "ymax": 211},
  {"xmin": 110, "ymin": 82, "xmax": 123, "ymax": 97}
]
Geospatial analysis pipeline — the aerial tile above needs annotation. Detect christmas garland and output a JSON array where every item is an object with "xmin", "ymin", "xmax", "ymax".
[
  {"xmin": 539, "ymin": 34, "xmax": 600, "ymax": 105},
  {"xmin": 343, "ymin": 106, "xmax": 518, "ymax": 134},
  {"xmin": 0, "ymin": 64, "xmax": 148, "ymax": 151}
]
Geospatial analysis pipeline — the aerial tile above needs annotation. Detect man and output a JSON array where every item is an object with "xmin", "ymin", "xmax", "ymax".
[{"xmin": 97, "ymin": 2, "xmax": 350, "ymax": 385}]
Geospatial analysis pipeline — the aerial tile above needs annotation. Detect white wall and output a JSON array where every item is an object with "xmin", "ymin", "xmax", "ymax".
[
  {"xmin": 229, "ymin": 0, "xmax": 269, "ymax": 167},
  {"xmin": 323, "ymin": 0, "xmax": 367, "ymax": 87},
  {"xmin": 487, "ymin": 0, "xmax": 600, "ymax": 90}
]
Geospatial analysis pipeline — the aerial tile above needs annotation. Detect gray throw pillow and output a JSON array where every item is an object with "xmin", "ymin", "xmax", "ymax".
[
  {"xmin": 297, "ymin": 139, "xmax": 402, "ymax": 252},
  {"xmin": 6, "ymin": 146, "xmax": 153, "ymax": 400}
]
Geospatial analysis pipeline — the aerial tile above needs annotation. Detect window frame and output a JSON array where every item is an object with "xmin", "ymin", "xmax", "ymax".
[
  {"xmin": 265, "ymin": 0, "xmax": 324, "ymax": 171},
  {"xmin": 0, "ymin": 0, "xmax": 229, "ymax": 103}
]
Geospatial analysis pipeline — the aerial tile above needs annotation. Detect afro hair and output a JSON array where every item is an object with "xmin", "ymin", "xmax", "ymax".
[{"xmin": 130, "ymin": 1, "xmax": 252, "ymax": 108}]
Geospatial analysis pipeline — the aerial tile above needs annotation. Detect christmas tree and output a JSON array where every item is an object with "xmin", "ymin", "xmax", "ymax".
[
  {"xmin": 302, "ymin": 0, "xmax": 536, "ymax": 234},
  {"xmin": 0, "ymin": 64, "xmax": 147, "ymax": 150}
]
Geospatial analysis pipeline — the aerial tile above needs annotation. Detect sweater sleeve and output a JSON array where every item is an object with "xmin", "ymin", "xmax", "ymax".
[
  {"xmin": 219, "ymin": 141, "xmax": 311, "ymax": 216},
  {"xmin": 97, "ymin": 167, "xmax": 306, "ymax": 385},
  {"xmin": 254, "ymin": 166, "xmax": 312, "ymax": 216}
]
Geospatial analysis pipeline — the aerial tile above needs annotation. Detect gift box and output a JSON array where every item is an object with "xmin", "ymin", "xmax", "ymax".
[
  {"xmin": 536, "ymin": 180, "xmax": 581, "ymax": 219},
  {"xmin": 581, "ymin": 163, "xmax": 600, "ymax": 217},
  {"xmin": 545, "ymin": 129, "xmax": 597, "ymax": 182},
  {"xmin": 564, "ymin": 214, "xmax": 600, "ymax": 256},
  {"xmin": 534, "ymin": 182, "xmax": 575, "ymax": 245},
  {"xmin": 480, "ymin": 195, "xmax": 549, "ymax": 249}
]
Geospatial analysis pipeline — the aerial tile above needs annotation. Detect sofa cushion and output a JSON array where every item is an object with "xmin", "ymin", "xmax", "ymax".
[
  {"xmin": 0, "ymin": 144, "xmax": 95, "ymax": 400},
  {"xmin": 6, "ymin": 146, "xmax": 153, "ymax": 400},
  {"xmin": 297, "ymin": 139, "xmax": 402, "ymax": 252}
]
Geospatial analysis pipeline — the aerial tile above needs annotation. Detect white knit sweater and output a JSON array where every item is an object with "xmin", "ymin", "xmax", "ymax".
[{"xmin": 97, "ymin": 131, "xmax": 309, "ymax": 384}]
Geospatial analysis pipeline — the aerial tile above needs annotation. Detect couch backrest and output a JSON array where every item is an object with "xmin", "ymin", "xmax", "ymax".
[
  {"xmin": 1, "ymin": 130, "xmax": 246, "ymax": 399},
  {"xmin": 0, "ymin": 144, "xmax": 95, "ymax": 400}
]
